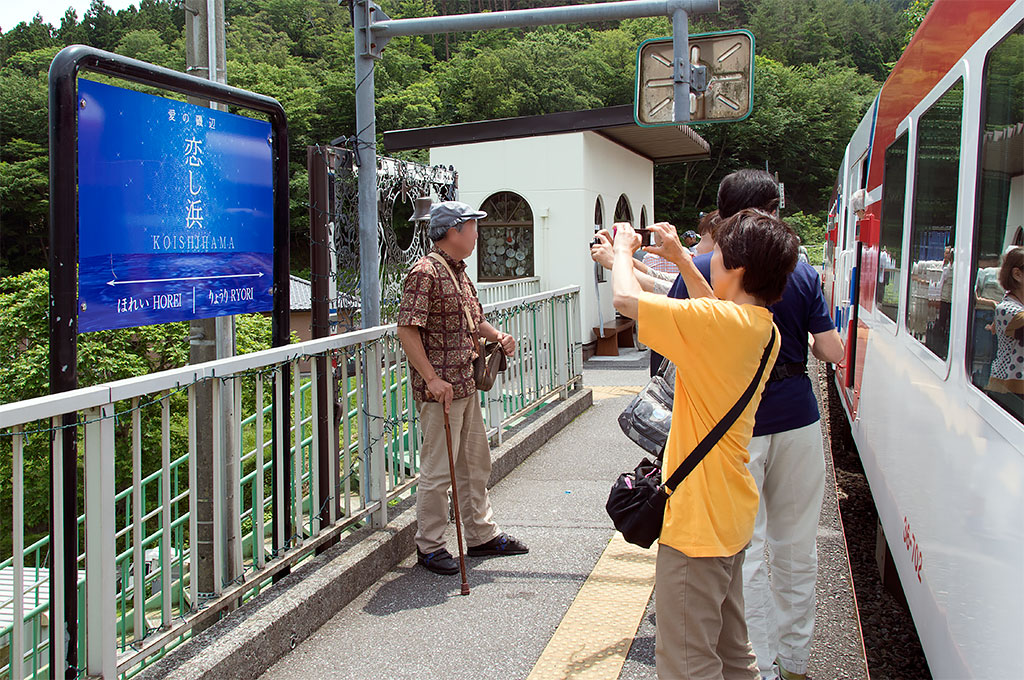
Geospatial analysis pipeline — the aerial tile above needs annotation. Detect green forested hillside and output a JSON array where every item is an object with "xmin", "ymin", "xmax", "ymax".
[{"xmin": 1, "ymin": 0, "xmax": 922, "ymax": 277}]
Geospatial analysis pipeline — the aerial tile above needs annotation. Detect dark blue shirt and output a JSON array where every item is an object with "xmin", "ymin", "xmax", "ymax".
[{"xmin": 666, "ymin": 257, "xmax": 834, "ymax": 436}]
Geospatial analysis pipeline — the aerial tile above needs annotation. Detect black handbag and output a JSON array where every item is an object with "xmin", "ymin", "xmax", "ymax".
[{"xmin": 606, "ymin": 328, "xmax": 776, "ymax": 548}]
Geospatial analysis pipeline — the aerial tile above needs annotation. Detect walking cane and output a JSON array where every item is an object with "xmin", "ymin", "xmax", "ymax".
[{"xmin": 443, "ymin": 410, "xmax": 471, "ymax": 595}]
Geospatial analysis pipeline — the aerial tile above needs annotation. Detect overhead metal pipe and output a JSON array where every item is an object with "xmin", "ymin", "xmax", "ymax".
[{"xmin": 371, "ymin": 0, "xmax": 719, "ymax": 39}]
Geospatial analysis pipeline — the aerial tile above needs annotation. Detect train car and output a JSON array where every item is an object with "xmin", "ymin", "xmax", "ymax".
[{"xmin": 822, "ymin": 1, "xmax": 1023, "ymax": 677}]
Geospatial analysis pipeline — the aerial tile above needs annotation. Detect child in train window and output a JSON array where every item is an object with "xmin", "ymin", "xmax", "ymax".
[{"xmin": 985, "ymin": 247, "xmax": 1024, "ymax": 407}]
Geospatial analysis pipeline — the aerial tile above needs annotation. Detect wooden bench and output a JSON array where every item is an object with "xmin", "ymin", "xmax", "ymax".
[{"xmin": 592, "ymin": 318, "xmax": 635, "ymax": 356}]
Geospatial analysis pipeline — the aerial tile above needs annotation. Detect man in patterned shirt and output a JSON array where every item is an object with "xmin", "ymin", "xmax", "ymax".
[{"xmin": 397, "ymin": 201, "xmax": 529, "ymax": 576}]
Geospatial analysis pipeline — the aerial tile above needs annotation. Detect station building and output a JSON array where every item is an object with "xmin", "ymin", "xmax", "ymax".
[{"xmin": 384, "ymin": 105, "xmax": 710, "ymax": 350}]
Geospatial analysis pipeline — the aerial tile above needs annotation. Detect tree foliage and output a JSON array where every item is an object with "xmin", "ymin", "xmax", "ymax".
[{"xmin": 1, "ymin": 0, "xmax": 907, "ymax": 275}]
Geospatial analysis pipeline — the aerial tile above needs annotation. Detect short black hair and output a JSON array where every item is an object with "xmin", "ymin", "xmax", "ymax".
[
  {"xmin": 718, "ymin": 169, "xmax": 780, "ymax": 218},
  {"xmin": 716, "ymin": 209, "xmax": 799, "ymax": 305}
]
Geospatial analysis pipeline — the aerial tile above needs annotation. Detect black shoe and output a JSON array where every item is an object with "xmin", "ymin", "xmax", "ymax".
[
  {"xmin": 417, "ymin": 548, "xmax": 459, "ymax": 575},
  {"xmin": 468, "ymin": 532, "xmax": 529, "ymax": 557}
]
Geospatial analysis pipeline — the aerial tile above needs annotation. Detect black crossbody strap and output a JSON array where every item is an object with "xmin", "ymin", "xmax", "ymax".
[{"xmin": 663, "ymin": 327, "xmax": 776, "ymax": 493}]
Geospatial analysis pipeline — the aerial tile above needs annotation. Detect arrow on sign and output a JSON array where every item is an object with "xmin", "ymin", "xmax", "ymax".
[{"xmin": 107, "ymin": 272, "xmax": 265, "ymax": 286}]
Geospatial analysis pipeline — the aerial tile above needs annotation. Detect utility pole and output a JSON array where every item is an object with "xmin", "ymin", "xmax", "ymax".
[
  {"xmin": 353, "ymin": 0, "xmax": 719, "ymax": 328},
  {"xmin": 184, "ymin": 0, "xmax": 242, "ymax": 623}
]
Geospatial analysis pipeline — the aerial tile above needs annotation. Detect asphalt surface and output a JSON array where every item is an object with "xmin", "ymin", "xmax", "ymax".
[{"xmin": 261, "ymin": 353, "xmax": 867, "ymax": 679}]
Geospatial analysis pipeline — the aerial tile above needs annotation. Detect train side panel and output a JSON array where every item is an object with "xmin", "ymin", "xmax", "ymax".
[{"xmin": 825, "ymin": 1, "xmax": 1024, "ymax": 677}]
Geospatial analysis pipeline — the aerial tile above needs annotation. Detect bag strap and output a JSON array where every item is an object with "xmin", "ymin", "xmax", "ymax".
[
  {"xmin": 662, "ymin": 326, "xmax": 776, "ymax": 493},
  {"xmin": 427, "ymin": 252, "xmax": 478, "ymax": 335}
]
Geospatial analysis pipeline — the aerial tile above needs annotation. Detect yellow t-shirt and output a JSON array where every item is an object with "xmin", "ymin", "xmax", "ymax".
[{"xmin": 638, "ymin": 293, "xmax": 780, "ymax": 557}]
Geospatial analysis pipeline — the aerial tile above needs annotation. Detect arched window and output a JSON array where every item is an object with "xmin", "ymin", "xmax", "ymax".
[
  {"xmin": 614, "ymin": 194, "xmax": 633, "ymax": 224},
  {"xmin": 639, "ymin": 206, "xmax": 648, "ymax": 228},
  {"xmin": 594, "ymin": 196, "xmax": 605, "ymax": 229},
  {"xmin": 478, "ymin": 191, "xmax": 534, "ymax": 281}
]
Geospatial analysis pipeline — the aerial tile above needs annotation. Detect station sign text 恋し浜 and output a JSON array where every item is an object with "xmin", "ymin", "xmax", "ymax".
[{"xmin": 77, "ymin": 78, "xmax": 274, "ymax": 332}]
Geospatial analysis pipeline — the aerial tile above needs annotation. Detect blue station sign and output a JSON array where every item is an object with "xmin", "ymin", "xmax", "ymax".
[{"xmin": 77, "ymin": 78, "xmax": 274, "ymax": 332}]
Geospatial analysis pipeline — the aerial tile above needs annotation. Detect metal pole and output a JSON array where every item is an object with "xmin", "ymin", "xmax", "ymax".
[
  {"xmin": 354, "ymin": 0, "xmax": 382, "ymax": 327},
  {"xmin": 370, "ymin": 0, "xmax": 719, "ymax": 39},
  {"xmin": 354, "ymin": 0, "xmax": 719, "ymax": 325},
  {"xmin": 672, "ymin": 9, "xmax": 690, "ymax": 123},
  {"xmin": 185, "ymin": 0, "xmax": 240, "ymax": 617},
  {"xmin": 46, "ymin": 37, "xmax": 80, "ymax": 680},
  {"xmin": 308, "ymin": 147, "xmax": 334, "ymax": 542}
]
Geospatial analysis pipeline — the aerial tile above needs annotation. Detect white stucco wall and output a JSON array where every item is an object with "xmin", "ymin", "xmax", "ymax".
[{"xmin": 430, "ymin": 131, "xmax": 654, "ymax": 343}]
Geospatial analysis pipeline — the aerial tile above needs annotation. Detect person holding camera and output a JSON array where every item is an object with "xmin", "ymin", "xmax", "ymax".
[
  {"xmin": 396, "ymin": 201, "xmax": 527, "ymax": 577},
  {"xmin": 666, "ymin": 170, "xmax": 844, "ymax": 680},
  {"xmin": 611, "ymin": 210, "xmax": 797, "ymax": 679}
]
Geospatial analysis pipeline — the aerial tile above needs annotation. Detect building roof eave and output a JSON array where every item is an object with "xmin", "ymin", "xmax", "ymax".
[{"xmin": 381, "ymin": 105, "xmax": 710, "ymax": 165}]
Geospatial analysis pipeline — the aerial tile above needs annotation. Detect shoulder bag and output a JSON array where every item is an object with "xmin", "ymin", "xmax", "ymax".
[
  {"xmin": 617, "ymin": 358, "xmax": 676, "ymax": 458},
  {"xmin": 606, "ymin": 328, "xmax": 776, "ymax": 548},
  {"xmin": 427, "ymin": 253, "xmax": 507, "ymax": 391}
]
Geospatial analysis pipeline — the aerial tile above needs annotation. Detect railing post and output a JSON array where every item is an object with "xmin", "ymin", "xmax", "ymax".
[
  {"xmin": 310, "ymin": 363, "xmax": 322, "ymax": 537},
  {"xmin": 554, "ymin": 297, "xmax": 568, "ymax": 399},
  {"xmin": 131, "ymin": 401, "xmax": 145, "ymax": 642},
  {"xmin": 487, "ymin": 379, "xmax": 503, "ymax": 446},
  {"xmin": 292, "ymin": 363, "xmax": 303, "ymax": 544},
  {"xmin": 84, "ymin": 404, "xmax": 116, "ymax": 679},
  {"xmin": 49, "ymin": 421, "xmax": 66, "ymax": 680},
  {"xmin": 362, "ymin": 342, "xmax": 387, "ymax": 528},
  {"xmin": 160, "ymin": 394, "xmax": 172, "ymax": 628},
  {"xmin": 272, "ymin": 362, "xmax": 292, "ymax": 577},
  {"xmin": 187, "ymin": 387, "xmax": 199, "ymax": 610},
  {"xmin": 254, "ymin": 378, "xmax": 267, "ymax": 569},
  {"xmin": 13, "ymin": 427, "xmax": 25, "ymax": 680},
  {"xmin": 212, "ymin": 379, "xmax": 225, "ymax": 596}
]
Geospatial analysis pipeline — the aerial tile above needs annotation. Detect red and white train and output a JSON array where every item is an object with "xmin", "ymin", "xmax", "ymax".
[{"xmin": 822, "ymin": 1, "xmax": 1023, "ymax": 677}]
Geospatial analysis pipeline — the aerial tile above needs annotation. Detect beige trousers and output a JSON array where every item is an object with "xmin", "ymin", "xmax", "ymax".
[
  {"xmin": 415, "ymin": 396, "xmax": 499, "ymax": 554},
  {"xmin": 655, "ymin": 544, "xmax": 759, "ymax": 680}
]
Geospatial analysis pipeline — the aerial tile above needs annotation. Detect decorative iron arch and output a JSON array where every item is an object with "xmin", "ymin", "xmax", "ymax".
[
  {"xmin": 478, "ymin": 191, "xmax": 534, "ymax": 281},
  {"xmin": 332, "ymin": 151, "xmax": 458, "ymax": 327}
]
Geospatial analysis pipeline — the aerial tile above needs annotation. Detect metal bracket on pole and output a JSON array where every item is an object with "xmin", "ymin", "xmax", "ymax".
[{"xmin": 359, "ymin": 0, "xmax": 392, "ymax": 59}]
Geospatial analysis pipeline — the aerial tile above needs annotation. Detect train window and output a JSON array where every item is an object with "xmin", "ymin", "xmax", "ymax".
[
  {"xmin": 877, "ymin": 132, "xmax": 908, "ymax": 322},
  {"xmin": 966, "ymin": 24, "xmax": 1023, "ymax": 423},
  {"xmin": 905, "ymin": 78, "xmax": 964, "ymax": 360}
]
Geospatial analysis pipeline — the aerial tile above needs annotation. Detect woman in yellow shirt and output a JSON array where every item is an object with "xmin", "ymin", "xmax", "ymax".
[{"xmin": 611, "ymin": 210, "xmax": 798, "ymax": 679}]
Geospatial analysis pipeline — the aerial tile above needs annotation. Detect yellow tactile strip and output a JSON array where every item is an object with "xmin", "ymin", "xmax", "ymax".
[
  {"xmin": 589, "ymin": 386, "xmax": 643, "ymax": 401},
  {"xmin": 527, "ymin": 533, "xmax": 657, "ymax": 680}
]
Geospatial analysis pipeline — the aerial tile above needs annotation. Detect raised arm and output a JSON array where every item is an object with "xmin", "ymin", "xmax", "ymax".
[
  {"xmin": 591, "ymin": 229, "xmax": 672, "ymax": 294},
  {"xmin": 611, "ymin": 224, "xmax": 644, "ymax": 320},
  {"xmin": 646, "ymin": 222, "xmax": 713, "ymax": 299}
]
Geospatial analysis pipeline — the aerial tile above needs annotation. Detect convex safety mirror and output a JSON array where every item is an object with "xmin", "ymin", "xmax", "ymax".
[{"xmin": 635, "ymin": 30, "xmax": 754, "ymax": 126}]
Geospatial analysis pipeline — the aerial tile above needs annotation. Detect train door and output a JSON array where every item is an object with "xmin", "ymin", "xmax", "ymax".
[
  {"xmin": 824, "ymin": 178, "xmax": 842, "ymax": 315},
  {"xmin": 835, "ymin": 152, "xmax": 869, "ymax": 399}
]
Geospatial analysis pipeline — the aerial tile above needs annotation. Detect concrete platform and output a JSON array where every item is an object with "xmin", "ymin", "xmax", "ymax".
[{"xmin": 260, "ymin": 358, "xmax": 867, "ymax": 680}]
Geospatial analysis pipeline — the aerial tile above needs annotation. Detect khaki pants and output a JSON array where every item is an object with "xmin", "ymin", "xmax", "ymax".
[
  {"xmin": 656, "ymin": 544, "xmax": 759, "ymax": 680},
  {"xmin": 415, "ymin": 396, "xmax": 499, "ymax": 554}
]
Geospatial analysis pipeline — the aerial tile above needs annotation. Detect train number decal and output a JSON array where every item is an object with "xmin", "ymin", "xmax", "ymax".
[{"xmin": 902, "ymin": 516, "xmax": 923, "ymax": 583}]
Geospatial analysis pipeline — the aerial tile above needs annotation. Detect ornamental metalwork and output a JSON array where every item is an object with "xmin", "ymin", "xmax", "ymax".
[{"xmin": 329, "ymin": 148, "xmax": 458, "ymax": 328}]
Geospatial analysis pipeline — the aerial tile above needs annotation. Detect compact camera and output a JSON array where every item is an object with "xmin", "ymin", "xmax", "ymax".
[{"xmin": 590, "ymin": 226, "xmax": 655, "ymax": 247}]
